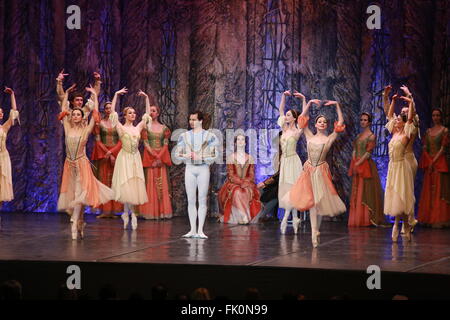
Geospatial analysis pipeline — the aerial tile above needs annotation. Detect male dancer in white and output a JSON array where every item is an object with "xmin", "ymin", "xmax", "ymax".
[{"xmin": 175, "ymin": 111, "xmax": 219, "ymax": 239}]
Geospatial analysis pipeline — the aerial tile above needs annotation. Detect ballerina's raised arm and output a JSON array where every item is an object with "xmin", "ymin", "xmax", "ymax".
[
  {"xmin": 323, "ymin": 100, "xmax": 345, "ymax": 143},
  {"xmin": 297, "ymin": 98, "xmax": 321, "ymax": 139}
]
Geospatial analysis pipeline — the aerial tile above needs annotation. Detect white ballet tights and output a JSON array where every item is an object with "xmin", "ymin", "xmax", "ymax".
[
  {"xmin": 185, "ymin": 164, "xmax": 210, "ymax": 237},
  {"xmin": 123, "ymin": 203, "xmax": 137, "ymax": 221},
  {"xmin": 309, "ymin": 207, "xmax": 322, "ymax": 236},
  {"xmin": 281, "ymin": 209, "xmax": 300, "ymax": 225},
  {"xmin": 71, "ymin": 204, "xmax": 83, "ymax": 238},
  {"xmin": 72, "ymin": 204, "xmax": 82, "ymax": 224},
  {"xmin": 123, "ymin": 203, "xmax": 134, "ymax": 216}
]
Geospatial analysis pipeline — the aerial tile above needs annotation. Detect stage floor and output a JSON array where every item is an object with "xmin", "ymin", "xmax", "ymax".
[{"xmin": 1, "ymin": 212, "xmax": 449, "ymax": 276}]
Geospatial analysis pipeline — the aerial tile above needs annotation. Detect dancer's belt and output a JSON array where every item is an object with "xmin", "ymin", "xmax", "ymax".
[
  {"xmin": 187, "ymin": 161, "xmax": 209, "ymax": 166},
  {"xmin": 66, "ymin": 155, "xmax": 97, "ymax": 170},
  {"xmin": 306, "ymin": 159, "xmax": 326, "ymax": 167}
]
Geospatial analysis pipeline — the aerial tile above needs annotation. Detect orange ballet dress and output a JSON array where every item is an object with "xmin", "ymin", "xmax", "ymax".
[{"xmin": 58, "ymin": 111, "xmax": 114, "ymax": 211}]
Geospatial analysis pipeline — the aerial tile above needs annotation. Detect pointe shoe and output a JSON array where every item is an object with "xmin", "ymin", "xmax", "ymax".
[
  {"xmin": 410, "ymin": 219, "xmax": 418, "ymax": 233},
  {"xmin": 131, "ymin": 213, "xmax": 138, "ymax": 230},
  {"xmin": 71, "ymin": 222, "xmax": 78, "ymax": 240},
  {"xmin": 196, "ymin": 232, "xmax": 208, "ymax": 239},
  {"xmin": 392, "ymin": 225, "xmax": 399, "ymax": 242},
  {"xmin": 121, "ymin": 213, "xmax": 129, "ymax": 229},
  {"xmin": 403, "ymin": 224, "xmax": 412, "ymax": 242},
  {"xmin": 312, "ymin": 231, "xmax": 320, "ymax": 248},
  {"xmin": 280, "ymin": 219, "xmax": 288, "ymax": 234},
  {"xmin": 182, "ymin": 231, "xmax": 196, "ymax": 238},
  {"xmin": 78, "ymin": 221, "xmax": 86, "ymax": 239}
]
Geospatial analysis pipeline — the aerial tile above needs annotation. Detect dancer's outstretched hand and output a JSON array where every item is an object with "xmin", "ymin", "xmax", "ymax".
[
  {"xmin": 309, "ymin": 99, "xmax": 321, "ymax": 105},
  {"xmin": 293, "ymin": 90, "xmax": 305, "ymax": 100},
  {"xmin": 67, "ymin": 83, "xmax": 77, "ymax": 93},
  {"xmin": 383, "ymin": 85, "xmax": 392, "ymax": 95},
  {"xmin": 324, "ymin": 100, "xmax": 337, "ymax": 106},
  {"xmin": 56, "ymin": 69, "xmax": 69, "ymax": 81},
  {"xmin": 137, "ymin": 89, "xmax": 148, "ymax": 97},
  {"xmin": 283, "ymin": 90, "xmax": 291, "ymax": 96},
  {"xmin": 399, "ymin": 85, "xmax": 411, "ymax": 97},
  {"xmin": 400, "ymin": 96, "xmax": 412, "ymax": 103},
  {"xmin": 85, "ymin": 84, "xmax": 97, "ymax": 96},
  {"xmin": 116, "ymin": 87, "xmax": 128, "ymax": 95},
  {"xmin": 4, "ymin": 87, "xmax": 14, "ymax": 95}
]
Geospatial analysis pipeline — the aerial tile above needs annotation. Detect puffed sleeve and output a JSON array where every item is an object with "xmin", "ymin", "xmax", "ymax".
[
  {"xmin": 334, "ymin": 121, "xmax": 346, "ymax": 133},
  {"xmin": 109, "ymin": 111, "xmax": 119, "ymax": 127},
  {"xmin": 297, "ymin": 116, "xmax": 309, "ymax": 129},
  {"xmin": 203, "ymin": 132, "xmax": 219, "ymax": 164},
  {"xmin": 404, "ymin": 120, "xmax": 418, "ymax": 138},
  {"xmin": 173, "ymin": 132, "xmax": 187, "ymax": 164},
  {"xmin": 159, "ymin": 127, "xmax": 172, "ymax": 166},
  {"xmin": 10, "ymin": 109, "xmax": 20, "ymax": 125},
  {"xmin": 385, "ymin": 116, "xmax": 395, "ymax": 134},
  {"xmin": 57, "ymin": 110, "xmax": 69, "ymax": 122},
  {"xmin": 138, "ymin": 113, "xmax": 152, "ymax": 132}
]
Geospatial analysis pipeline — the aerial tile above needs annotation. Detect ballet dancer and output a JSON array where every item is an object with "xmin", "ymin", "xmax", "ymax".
[
  {"xmin": 277, "ymin": 90, "xmax": 304, "ymax": 234},
  {"xmin": 384, "ymin": 93, "xmax": 416, "ymax": 242},
  {"xmin": 109, "ymin": 88, "xmax": 150, "ymax": 230},
  {"xmin": 0, "ymin": 87, "xmax": 20, "ymax": 218},
  {"xmin": 174, "ymin": 111, "xmax": 219, "ymax": 239},
  {"xmin": 58, "ymin": 85, "xmax": 114, "ymax": 240},
  {"xmin": 288, "ymin": 99, "xmax": 346, "ymax": 247},
  {"xmin": 383, "ymin": 85, "xmax": 419, "ymax": 232}
]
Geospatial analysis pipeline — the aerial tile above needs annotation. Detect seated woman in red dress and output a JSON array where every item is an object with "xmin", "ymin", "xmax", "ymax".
[{"xmin": 218, "ymin": 134, "xmax": 261, "ymax": 224}]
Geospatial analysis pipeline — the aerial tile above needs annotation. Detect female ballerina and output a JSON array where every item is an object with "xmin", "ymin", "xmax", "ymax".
[
  {"xmin": 418, "ymin": 108, "xmax": 450, "ymax": 227},
  {"xmin": 277, "ymin": 90, "xmax": 304, "ymax": 234},
  {"xmin": 218, "ymin": 134, "xmax": 261, "ymax": 224},
  {"xmin": 110, "ymin": 88, "xmax": 150, "ymax": 230},
  {"xmin": 383, "ymin": 85, "xmax": 419, "ymax": 232},
  {"xmin": 348, "ymin": 113, "xmax": 387, "ymax": 227},
  {"xmin": 288, "ymin": 99, "xmax": 346, "ymax": 247},
  {"xmin": 384, "ymin": 94, "xmax": 415, "ymax": 242},
  {"xmin": 91, "ymin": 101, "xmax": 123, "ymax": 218},
  {"xmin": 0, "ymin": 87, "xmax": 20, "ymax": 209},
  {"xmin": 138, "ymin": 94, "xmax": 173, "ymax": 220},
  {"xmin": 58, "ymin": 85, "xmax": 115, "ymax": 240}
]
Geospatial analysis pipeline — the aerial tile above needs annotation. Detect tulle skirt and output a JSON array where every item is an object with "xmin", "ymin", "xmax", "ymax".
[
  {"xmin": 0, "ymin": 150, "xmax": 13, "ymax": 202},
  {"xmin": 58, "ymin": 157, "xmax": 114, "ymax": 210},
  {"xmin": 111, "ymin": 149, "xmax": 148, "ymax": 205},
  {"xmin": 288, "ymin": 161, "xmax": 346, "ymax": 216}
]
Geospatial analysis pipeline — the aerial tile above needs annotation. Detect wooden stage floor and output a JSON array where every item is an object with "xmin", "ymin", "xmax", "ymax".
[{"xmin": 1, "ymin": 212, "xmax": 449, "ymax": 276}]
